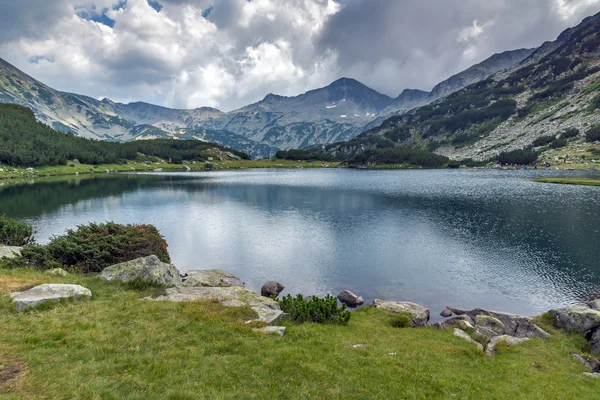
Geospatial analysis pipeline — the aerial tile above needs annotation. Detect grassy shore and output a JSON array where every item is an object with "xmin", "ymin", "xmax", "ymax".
[
  {"xmin": 0, "ymin": 159, "xmax": 341, "ymax": 181},
  {"xmin": 0, "ymin": 268, "xmax": 599, "ymax": 399},
  {"xmin": 535, "ymin": 177, "xmax": 600, "ymax": 186}
]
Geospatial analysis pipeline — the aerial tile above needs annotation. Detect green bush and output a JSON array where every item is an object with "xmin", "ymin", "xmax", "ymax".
[
  {"xmin": 586, "ymin": 125, "xmax": 600, "ymax": 142},
  {"xmin": 550, "ymin": 138, "xmax": 567, "ymax": 149},
  {"xmin": 498, "ymin": 149, "xmax": 538, "ymax": 165},
  {"xmin": 561, "ymin": 128, "xmax": 579, "ymax": 139},
  {"xmin": 0, "ymin": 215, "xmax": 34, "ymax": 246},
  {"xmin": 20, "ymin": 222, "xmax": 170, "ymax": 273},
  {"xmin": 446, "ymin": 160, "xmax": 461, "ymax": 169},
  {"xmin": 277, "ymin": 294, "xmax": 351, "ymax": 324},
  {"xmin": 532, "ymin": 135, "xmax": 554, "ymax": 147},
  {"xmin": 389, "ymin": 313, "xmax": 412, "ymax": 328}
]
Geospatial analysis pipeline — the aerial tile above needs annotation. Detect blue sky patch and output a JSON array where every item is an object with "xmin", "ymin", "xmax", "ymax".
[
  {"xmin": 28, "ymin": 55, "xmax": 55, "ymax": 64},
  {"xmin": 202, "ymin": 6, "xmax": 213, "ymax": 19},
  {"xmin": 76, "ymin": 8, "xmax": 116, "ymax": 28},
  {"xmin": 147, "ymin": 0, "xmax": 163, "ymax": 12}
]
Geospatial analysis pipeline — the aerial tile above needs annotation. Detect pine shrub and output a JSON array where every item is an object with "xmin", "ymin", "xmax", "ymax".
[
  {"xmin": 0, "ymin": 215, "xmax": 34, "ymax": 246},
  {"xmin": 277, "ymin": 294, "xmax": 351, "ymax": 324}
]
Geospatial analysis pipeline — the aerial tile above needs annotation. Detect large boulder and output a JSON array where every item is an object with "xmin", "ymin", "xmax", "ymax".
[
  {"xmin": 181, "ymin": 269, "xmax": 243, "ymax": 288},
  {"xmin": 372, "ymin": 300, "xmax": 430, "ymax": 327},
  {"xmin": 548, "ymin": 306, "xmax": 600, "ymax": 333},
  {"xmin": 0, "ymin": 246, "xmax": 22, "ymax": 259},
  {"xmin": 337, "ymin": 290, "xmax": 364, "ymax": 308},
  {"xmin": 485, "ymin": 335, "xmax": 529, "ymax": 357},
  {"xmin": 148, "ymin": 286, "xmax": 284, "ymax": 325},
  {"xmin": 446, "ymin": 307, "xmax": 549, "ymax": 339},
  {"xmin": 261, "ymin": 281, "xmax": 285, "ymax": 298},
  {"xmin": 99, "ymin": 255, "xmax": 181, "ymax": 287},
  {"xmin": 9, "ymin": 284, "xmax": 92, "ymax": 312}
]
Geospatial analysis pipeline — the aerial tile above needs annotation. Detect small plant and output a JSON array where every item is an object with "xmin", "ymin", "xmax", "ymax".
[
  {"xmin": 389, "ymin": 313, "xmax": 412, "ymax": 328},
  {"xmin": 0, "ymin": 215, "xmax": 34, "ymax": 246},
  {"xmin": 277, "ymin": 294, "xmax": 351, "ymax": 324}
]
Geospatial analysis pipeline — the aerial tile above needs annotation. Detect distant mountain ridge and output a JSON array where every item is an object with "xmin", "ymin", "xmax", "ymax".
[{"xmin": 0, "ymin": 43, "xmax": 537, "ymax": 157}]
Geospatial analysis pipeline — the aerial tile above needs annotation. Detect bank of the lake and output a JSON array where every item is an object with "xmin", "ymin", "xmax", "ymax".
[
  {"xmin": 535, "ymin": 177, "xmax": 600, "ymax": 186},
  {"xmin": 1, "ymin": 267, "xmax": 599, "ymax": 399}
]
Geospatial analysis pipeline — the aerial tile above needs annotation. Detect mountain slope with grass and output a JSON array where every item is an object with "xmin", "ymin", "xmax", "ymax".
[{"xmin": 314, "ymin": 12, "xmax": 600, "ymax": 166}]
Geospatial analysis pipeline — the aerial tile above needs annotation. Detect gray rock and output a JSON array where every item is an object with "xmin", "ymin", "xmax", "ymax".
[
  {"xmin": 148, "ymin": 286, "xmax": 284, "ymax": 325},
  {"xmin": 261, "ymin": 281, "xmax": 285, "ymax": 298},
  {"xmin": 573, "ymin": 354, "xmax": 593, "ymax": 371},
  {"xmin": 9, "ymin": 284, "xmax": 92, "ymax": 312},
  {"xmin": 252, "ymin": 326, "xmax": 286, "ymax": 337},
  {"xmin": 337, "ymin": 290, "xmax": 364, "ymax": 308},
  {"xmin": 181, "ymin": 269, "xmax": 244, "ymax": 288},
  {"xmin": 182, "ymin": 165, "xmax": 191, "ymax": 172},
  {"xmin": 588, "ymin": 299, "xmax": 600, "ymax": 311},
  {"xmin": 447, "ymin": 307, "xmax": 549, "ymax": 339},
  {"xmin": 485, "ymin": 335, "xmax": 529, "ymax": 357},
  {"xmin": 372, "ymin": 299, "xmax": 429, "ymax": 327},
  {"xmin": 475, "ymin": 326, "xmax": 501, "ymax": 339},
  {"xmin": 453, "ymin": 329, "xmax": 484, "ymax": 351},
  {"xmin": 433, "ymin": 315, "xmax": 474, "ymax": 330},
  {"xmin": 99, "ymin": 255, "xmax": 181, "ymax": 287},
  {"xmin": 475, "ymin": 315, "xmax": 505, "ymax": 336},
  {"xmin": 45, "ymin": 268, "xmax": 69, "ymax": 277},
  {"xmin": 548, "ymin": 306, "xmax": 600, "ymax": 333},
  {"xmin": 224, "ymin": 151, "xmax": 242, "ymax": 161},
  {"xmin": 0, "ymin": 246, "xmax": 22, "ymax": 259},
  {"xmin": 583, "ymin": 372, "xmax": 600, "ymax": 379},
  {"xmin": 590, "ymin": 328, "xmax": 600, "ymax": 355},
  {"xmin": 440, "ymin": 309, "xmax": 453, "ymax": 318}
]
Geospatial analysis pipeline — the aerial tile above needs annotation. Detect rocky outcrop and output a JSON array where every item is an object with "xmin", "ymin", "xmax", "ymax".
[
  {"xmin": 372, "ymin": 300, "xmax": 430, "ymax": 327},
  {"xmin": 0, "ymin": 246, "xmax": 22, "ymax": 259},
  {"xmin": 148, "ymin": 286, "xmax": 284, "ymax": 325},
  {"xmin": 446, "ymin": 307, "xmax": 549, "ymax": 339},
  {"xmin": 548, "ymin": 306, "xmax": 600, "ymax": 333},
  {"xmin": 453, "ymin": 329, "xmax": 484, "ymax": 352},
  {"xmin": 9, "ymin": 284, "xmax": 92, "ymax": 312},
  {"xmin": 99, "ymin": 255, "xmax": 181, "ymax": 287},
  {"xmin": 475, "ymin": 315, "xmax": 505, "ymax": 336},
  {"xmin": 337, "ymin": 290, "xmax": 364, "ymax": 308},
  {"xmin": 261, "ymin": 281, "xmax": 284, "ymax": 298},
  {"xmin": 181, "ymin": 269, "xmax": 244, "ymax": 288},
  {"xmin": 485, "ymin": 335, "xmax": 530, "ymax": 357},
  {"xmin": 433, "ymin": 315, "xmax": 474, "ymax": 330}
]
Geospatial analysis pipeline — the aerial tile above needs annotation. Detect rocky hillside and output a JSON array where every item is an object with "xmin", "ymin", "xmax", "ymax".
[{"xmin": 319, "ymin": 12, "xmax": 600, "ymax": 164}]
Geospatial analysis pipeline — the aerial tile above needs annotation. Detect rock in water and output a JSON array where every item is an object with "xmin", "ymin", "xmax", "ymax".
[
  {"xmin": 99, "ymin": 255, "xmax": 181, "ymax": 287},
  {"xmin": 261, "ymin": 281, "xmax": 285, "ymax": 298},
  {"xmin": 440, "ymin": 309, "xmax": 453, "ymax": 318},
  {"xmin": 148, "ymin": 286, "xmax": 284, "ymax": 325},
  {"xmin": 372, "ymin": 299, "xmax": 430, "ymax": 327},
  {"xmin": 0, "ymin": 246, "xmax": 22, "ymax": 259},
  {"xmin": 548, "ymin": 306, "xmax": 600, "ymax": 333},
  {"xmin": 181, "ymin": 270, "xmax": 244, "ymax": 288},
  {"xmin": 10, "ymin": 284, "xmax": 92, "ymax": 312},
  {"xmin": 337, "ymin": 290, "xmax": 364, "ymax": 308},
  {"xmin": 485, "ymin": 335, "xmax": 529, "ymax": 356}
]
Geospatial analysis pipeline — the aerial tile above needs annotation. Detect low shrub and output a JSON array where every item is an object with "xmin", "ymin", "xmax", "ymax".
[
  {"xmin": 277, "ymin": 294, "xmax": 351, "ymax": 324},
  {"xmin": 0, "ymin": 215, "xmax": 34, "ymax": 246},
  {"xmin": 532, "ymin": 135, "xmax": 554, "ymax": 147},
  {"xmin": 446, "ymin": 160, "xmax": 461, "ymax": 169},
  {"xmin": 389, "ymin": 313, "xmax": 412, "ymax": 328},
  {"xmin": 561, "ymin": 127, "xmax": 579, "ymax": 139},
  {"xmin": 20, "ymin": 222, "xmax": 170, "ymax": 273},
  {"xmin": 586, "ymin": 125, "xmax": 600, "ymax": 142},
  {"xmin": 498, "ymin": 149, "xmax": 538, "ymax": 165},
  {"xmin": 550, "ymin": 138, "xmax": 568, "ymax": 149}
]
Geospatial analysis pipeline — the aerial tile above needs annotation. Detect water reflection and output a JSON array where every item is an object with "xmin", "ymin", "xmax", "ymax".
[{"xmin": 1, "ymin": 169, "xmax": 599, "ymax": 319}]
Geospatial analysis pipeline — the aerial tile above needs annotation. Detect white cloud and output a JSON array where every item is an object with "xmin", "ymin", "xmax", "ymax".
[{"xmin": 0, "ymin": 0, "xmax": 599, "ymax": 111}]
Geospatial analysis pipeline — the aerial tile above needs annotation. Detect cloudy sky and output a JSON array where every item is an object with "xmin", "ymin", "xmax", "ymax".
[{"xmin": 1, "ymin": 0, "xmax": 600, "ymax": 111}]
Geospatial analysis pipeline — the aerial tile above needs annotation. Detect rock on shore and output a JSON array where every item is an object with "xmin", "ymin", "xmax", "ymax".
[
  {"xmin": 372, "ymin": 300, "xmax": 430, "ymax": 327},
  {"xmin": 10, "ymin": 284, "xmax": 92, "ymax": 312},
  {"xmin": 0, "ymin": 246, "xmax": 22, "ymax": 259},
  {"xmin": 181, "ymin": 270, "xmax": 244, "ymax": 288},
  {"xmin": 99, "ymin": 255, "xmax": 182, "ymax": 287}
]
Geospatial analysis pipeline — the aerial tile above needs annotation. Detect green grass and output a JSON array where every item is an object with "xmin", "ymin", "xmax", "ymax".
[
  {"xmin": 0, "ymin": 159, "xmax": 341, "ymax": 180},
  {"xmin": 0, "ymin": 268, "xmax": 599, "ymax": 399},
  {"xmin": 535, "ymin": 177, "xmax": 600, "ymax": 186}
]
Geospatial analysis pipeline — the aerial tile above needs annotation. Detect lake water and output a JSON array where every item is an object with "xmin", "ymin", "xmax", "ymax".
[{"xmin": 2, "ymin": 169, "xmax": 599, "ymax": 319}]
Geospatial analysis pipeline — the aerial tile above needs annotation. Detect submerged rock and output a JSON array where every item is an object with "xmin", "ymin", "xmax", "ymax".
[
  {"xmin": 337, "ymin": 290, "xmax": 364, "ymax": 308},
  {"xmin": 485, "ymin": 335, "xmax": 529, "ymax": 356},
  {"xmin": 99, "ymin": 255, "xmax": 181, "ymax": 287},
  {"xmin": 372, "ymin": 300, "xmax": 430, "ymax": 327},
  {"xmin": 261, "ymin": 281, "xmax": 285, "ymax": 298},
  {"xmin": 446, "ymin": 307, "xmax": 549, "ymax": 339},
  {"xmin": 548, "ymin": 306, "xmax": 600, "ymax": 333},
  {"xmin": 0, "ymin": 246, "xmax": 22, "ymax": 259},
  {"xmin": 148, "ymin": 286, "xmax": 284, "ymax": 325},
  {"xmin": 10, "ymin": 284, "xmax": 92, "ymax": 312},
  {"xmin": 181, "ymin": 269, "xmax": 244, "ymax": 288},
  {"xmin": 440, "ymin": 309, "xmax": 453, "ymax": 318}
]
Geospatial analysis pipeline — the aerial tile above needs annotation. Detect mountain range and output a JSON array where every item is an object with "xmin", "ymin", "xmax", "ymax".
[{"xmin": 0, "ymin": 45, "xmax": 534, "ymax": 158}]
